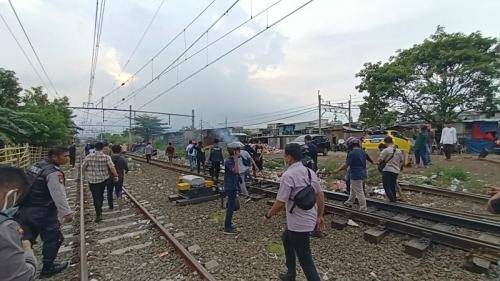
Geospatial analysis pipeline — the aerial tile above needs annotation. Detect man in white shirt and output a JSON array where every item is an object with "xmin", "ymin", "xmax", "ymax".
[
  {"xmin": 185, "ymin": 140, "xmax": 197, "ymax": 171},
  {"xmin": 238, "ymin": 148, "xmax": 258, "ymax": 198},
  {"xmin": 440, "ymin": 123, "xmax": 457, "ymax": 160}
]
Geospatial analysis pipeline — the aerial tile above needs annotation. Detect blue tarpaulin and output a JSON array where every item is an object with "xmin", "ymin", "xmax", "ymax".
[{"xmin": 466, "ymin": 139, "xmax": 495, "ymax": 154}]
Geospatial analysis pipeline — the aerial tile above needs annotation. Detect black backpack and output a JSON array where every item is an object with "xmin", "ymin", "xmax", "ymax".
[{"xmin": 290, "ymin": 168, "xmax": 316, "ymax": 213}]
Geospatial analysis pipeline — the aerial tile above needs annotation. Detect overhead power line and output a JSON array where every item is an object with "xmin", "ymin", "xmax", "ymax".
[
  {"xmin": 0, "ymin": 11, "xmax": 49, "ymax": 91},
  {"xmin": 137, "ymin": 0, "xmax": 314, "ymax": 110},
  {"xmin": 7, "ymin": 0, "xmax": 59, "ymax": 97},
  {"xmin": 112, "ymin": 0, "xmax": 285, "ymax": 108},
  {"xmin": 88, "ymin": 0, "xmax": 107, "ymax": 103},
  {"xmin": 238, "ymin": 108, "xmax": 317, "ymax": 127},
  {"xmin": 97, "ymin": 0, "xmax": 217, "ymax": 103},
  {"xmin": 117, "ymin": 0, "xmax": 167, "ymax": 80},
  {"xmin": 111, "ymin": 0, "xmax": 241, "ymax": 108},
  {"xmin": 228, "ymin": 103, "xmax": 315, "ymax": 122},
  {"xmin": 228, "ymin": 105, "xmax": 317, "ymax": 124}
]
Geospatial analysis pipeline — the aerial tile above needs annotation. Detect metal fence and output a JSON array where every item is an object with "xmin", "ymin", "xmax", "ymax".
[{"xmin": 0, "ymin": 144, "xmax": 47, "ymax": 168}]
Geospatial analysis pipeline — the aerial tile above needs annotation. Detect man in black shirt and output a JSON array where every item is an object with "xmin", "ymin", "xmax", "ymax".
[
  {"xmin": 68, "ymin": 143, "xmax": 76, "ymax": 167},
  {"xmin": 208, "ymin": 139, "xmax": 224, "ymax": 185},
  {"xmin": 304, "ymin": 135, "xmax": 318, "ymax": 171},
  {"xmin": 111, "ymin": 145, "xmax": 129, "ymax": 209}
]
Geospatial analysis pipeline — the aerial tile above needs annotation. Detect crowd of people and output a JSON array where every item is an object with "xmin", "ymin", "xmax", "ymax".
[{"xmin": 2, "ymin": 128, "xmax": 500, "ymax": 281}]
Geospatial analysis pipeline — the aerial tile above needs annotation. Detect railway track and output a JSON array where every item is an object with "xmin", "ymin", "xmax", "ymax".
[
  {"xmin": 131, "ymin": 155, "xmax": 500, "ymax": 271},
  {"xmin": 76, "ymin": 163, "xmax": 216, "ymax": 281}
]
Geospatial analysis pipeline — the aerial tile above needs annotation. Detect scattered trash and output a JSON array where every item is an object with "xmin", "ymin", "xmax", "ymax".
[
  {"xmin": 449, "ymin": 185, "xmax": 458, "ymax": 191},
  {"xmin": 158, "ymin": 251, "xmax": 169, "ymax": 258},
  {"xmin": 370, "ymin": 271, "xmax": 378, "ymax": 279},
  {"xmin": 331, "ymin": 180, "xmax": 347, "ymax": 192},
  {"xmin": 430, "ymin": 174, "xmax": 438, "ymax": 179},
  {"xmin": 451, "ymin": 178, "xmax": 461, "ymax": 185},
  {"xmin": 347, "ymin": 219, "xmax": 359, "ymax": 227}
]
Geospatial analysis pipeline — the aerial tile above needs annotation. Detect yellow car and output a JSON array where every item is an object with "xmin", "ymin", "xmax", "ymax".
[{"xmin": 362, "ymin": 130, "xmax": 412, "ymax": 153}]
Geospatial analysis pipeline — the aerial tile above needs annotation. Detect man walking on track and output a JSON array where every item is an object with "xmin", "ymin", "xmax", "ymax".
[
  {"xmin": 68, "ymin": 142, "xmax": 76, "ymax": 167},
  {"xmin": 145, "ymin": 142, "xmax": 153, "ymax": 164},
  {"xmin": 83, "ymin": 142, "xmax": 119, "ymax": 223},
  {"xmin": 110, "ymin": 145, "xmax": 129, "ymax": 209},
  {"xmin": 15, "ymin": 147, "xmax": 74, "ymax": 278},
  {"xmin": 440, "ymin": 123, "xmax": 457, "ymax": 160},
  {"xmin": 166, "ymin": 142, "xmax": 175, "ymax": 164},
  {"xmin": 208, "ymin": 139, "xmax": 224, "ymax": 185},
  {"xmin": 264, "ymin": 143, "xmax": 325, "ymax": 281},
  {"xmin": 186, "ymin": 140, "xmax": 197, "ymax": 171}
]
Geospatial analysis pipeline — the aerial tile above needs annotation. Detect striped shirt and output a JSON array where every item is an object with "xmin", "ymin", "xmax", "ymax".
[{"xmin": 83, "ymin": 151, "xmax": 115, "ymax": 183}]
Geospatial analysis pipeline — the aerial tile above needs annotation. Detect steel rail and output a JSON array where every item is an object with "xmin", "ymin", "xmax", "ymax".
[
  {"xmin": 130, "ymin": 155, "xmax": 497, "ymax": 226},
  {"xmin": 399, "ymin": 181, "xmax": 489, "ymax": 204},
  {"xmin": 130, "ymin": 156, "xmax": 500, "ymax": 256},
  {"xmin": 252, "ymin": 185, "xmax": 500, "ymax": 255},
  {"xmin": 321, "ymin": 190, "xmax": 500, "ymax": 233},
  {"xmin": 79, "ymin": 162, "xmax": 88, "ymax": 281},
  {"xmin": 122, "ymin": 187, "xmax": 216, "ymax": 281}
]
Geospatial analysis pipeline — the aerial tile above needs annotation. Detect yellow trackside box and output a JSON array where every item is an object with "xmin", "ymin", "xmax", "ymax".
[
  {"xmin": 204, "ymin": 180, "xmax": 214, "ymax": 188},
  {"xmin": 177, "ymin": 182, "xmax": 190, "ymax": 191}
]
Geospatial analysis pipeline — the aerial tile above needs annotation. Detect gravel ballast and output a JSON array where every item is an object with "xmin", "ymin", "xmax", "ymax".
[{"xmin": 124, "ymin": 161, "xmax": 497, "ymax": 281}]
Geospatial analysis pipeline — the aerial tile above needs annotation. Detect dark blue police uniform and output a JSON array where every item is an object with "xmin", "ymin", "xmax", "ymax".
[{"xmin": 15, "ymin": 160, "xmax": 65, "ymax": 271}]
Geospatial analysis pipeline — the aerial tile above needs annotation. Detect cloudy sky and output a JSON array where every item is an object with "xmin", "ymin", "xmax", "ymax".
[{"xmin": 1, "ymin": 0, "xmax": 499, "ymax": 133}]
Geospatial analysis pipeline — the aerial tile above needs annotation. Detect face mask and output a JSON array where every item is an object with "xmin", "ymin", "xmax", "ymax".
[{"xmin": 1, "ymin": 189, "xmax": 19, "ymax": 212}]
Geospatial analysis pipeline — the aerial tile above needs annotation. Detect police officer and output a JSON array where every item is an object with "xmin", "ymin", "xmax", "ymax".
[
  {"xmin": 208, "ymin": 139, "xmax": 224, "ymax": 186},
  {"xmin": 16, "ymin": 147, "xmax": 74, "ymax": 278},
  {"xmin": 0, "ymin": 165, "xmax": 37, "ymax": 281}
]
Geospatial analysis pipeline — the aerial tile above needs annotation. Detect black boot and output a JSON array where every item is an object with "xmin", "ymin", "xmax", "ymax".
[
  {"xmin": 40, "ymin": 261, "xmax": 69, "ymax": 278},
  {"xmin": 278, "ymin": 273, "xmax": 296, "ymax": 281},
  {"xmin": 95, "ymin": 213, "xmax": 102, "ymax": 223}
]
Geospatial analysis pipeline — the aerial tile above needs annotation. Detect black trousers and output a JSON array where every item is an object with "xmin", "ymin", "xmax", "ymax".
[
  {"xmin": 282, "ymin": 230, "xmax": 320, "ymax": 281},
  {"xmin": 16, "ymin": 207, "xmax": 63, "ymax": 266},
  {"xmin": 89, "ymin": 179, "xmax": 108, "ymax": 217},
  {"xmin": 146, "ymin": 154, "xmax": 152, "ymax": 163},
  {"xmin": 69, "ymin": 155, "xmax": 76, "ymax": 167},
  {"xmin": 443, "ymin": 144, "xmax": 453, "ymax": 159},
  {"xmin": 105, "ymin": 178, "xmax": 117, "ymax": 208},
  {"xmin": 197, "ymin": 157, "xmax": 205, "ymax": 174},
  {"xmin": 382, "ymin": 171, "xmax": 398, "ymax": 202},
  {"xmin": 210, "ymin": 161, "xmax": 221, "ymax": 182}
]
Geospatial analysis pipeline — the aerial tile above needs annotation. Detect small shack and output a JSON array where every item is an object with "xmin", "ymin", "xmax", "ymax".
[{"xmin": 464, "ymin": 119, "xmax": 499, "ymax": 153}]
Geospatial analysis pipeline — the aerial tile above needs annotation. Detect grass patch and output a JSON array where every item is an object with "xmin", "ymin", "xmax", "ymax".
[
  {"xmin": 208, "ymin": 210, "xmax": 225, "ymax": 224},
  {"xmin": 264, "ymin": 158, "xmax": 285, "ymax": 171},
  {"xmin": 266, "ymin": 241, "xmax": 285, "ymax": 258},
  {"xmin": 409, "ymin": 165, "xmax": 486, "ymax": 193}
]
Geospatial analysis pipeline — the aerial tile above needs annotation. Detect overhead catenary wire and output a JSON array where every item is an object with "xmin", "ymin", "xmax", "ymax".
[
  {"xmin": 113, "ymin": 0, "xmax": 285, "ymax": 108},
  {"xmin": 237, "ymin": 108, "xmax": 317, "ymax": 127},
  {"xmin": 88, "ymin": 0, "xmax": 106, "ymax": 103},
  {"xmin": 227, "ymin": 103, "xmax": 315, "ymax": 121},
  {"xmin": 227, "ymin": 105, "xmax": 317, "ymax": 124},
  {"xmin": 0, "ymin": 11, "xmax": 49, "ymax": 91},
  {"xmin": 137, "ymin": 0, "xmax": 315, "ymax": 110},
  {"xmin": 7, "ymin": 0, "xmax": 59, "ymax": 97},
  {"xmin": 115, "ymin": 0, "xmax": 167, "ymax": 83},
  {"xmin": 97, "ymin": 0, "xmax": 218, "ymax": 103},
  {"xmin": 110, "ymin": 0, "xmax": 242, "ymax": 108}
]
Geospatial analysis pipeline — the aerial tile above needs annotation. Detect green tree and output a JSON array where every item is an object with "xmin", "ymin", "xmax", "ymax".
[
  {"xmin": 132, "ymin": 115, "xmax": 168, "ymax": 142},
  {"xmin": 0, "ymin": 106, "xmax": 47, "ymax": 144},
  {"xmin": 0, "ymin": 68, "xmax": 23, "ymax": 109},
  {"xmin": 357, "ymin": 27, "xmax": 500, "ymax": 127},
  {"xmin": 20, "ymin": 89, "xmax": 74, "ymax": 146}
]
